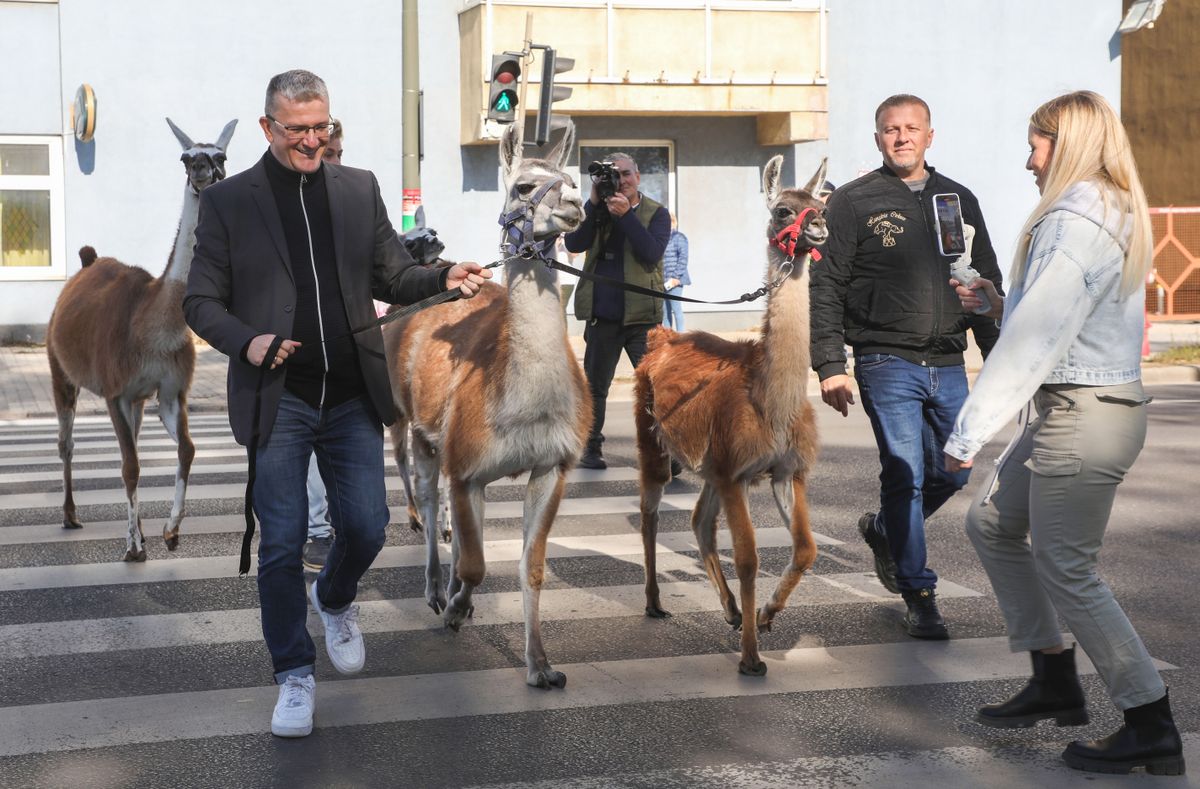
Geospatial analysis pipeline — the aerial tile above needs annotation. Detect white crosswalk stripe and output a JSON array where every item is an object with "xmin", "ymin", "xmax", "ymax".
[{"xmin": 0, "ymin": 405, "xmax": 1181, "ymax": 784}]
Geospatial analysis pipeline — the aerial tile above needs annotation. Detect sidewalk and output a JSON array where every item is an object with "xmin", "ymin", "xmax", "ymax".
[{"xmin": 2, "ymin": 325, "xmax": 1197, "ymax": 420}]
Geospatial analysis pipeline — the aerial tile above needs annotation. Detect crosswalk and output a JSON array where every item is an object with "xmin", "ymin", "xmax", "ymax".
[{"xmin": 0, "ymin": 407, "xmax": 1184, "ymax": 787}]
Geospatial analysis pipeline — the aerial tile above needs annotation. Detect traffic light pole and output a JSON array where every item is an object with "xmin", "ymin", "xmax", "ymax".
[
  {"xmin": 516, "ymin": 13, "xmax": 533, "ymax": 137},
  {"xmin": 401, "ymin": 0, "xmax": 421, "ymax": 231}
]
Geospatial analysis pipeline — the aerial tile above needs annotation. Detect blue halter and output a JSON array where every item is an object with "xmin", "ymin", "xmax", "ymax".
[{"xmin": 497, "ymin": 175, "xmax": 564, "ymax": 257}]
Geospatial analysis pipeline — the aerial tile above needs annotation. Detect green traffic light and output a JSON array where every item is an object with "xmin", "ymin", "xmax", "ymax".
[{"xmin": 494, "ymin": 94, "xmax": 512, "ymax": 112}]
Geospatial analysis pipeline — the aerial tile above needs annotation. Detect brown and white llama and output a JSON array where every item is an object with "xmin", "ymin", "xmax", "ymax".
[
  {"xmin": 634, "ymin": 154, "xmax": 828, "ymax": 675},
  {"xmin": 383, "ymin": 121, "xmax": 590, "ymax": 688},
  {"xmin": 46, "ymin": 118, "xmax": 236, "ymax": 561}
]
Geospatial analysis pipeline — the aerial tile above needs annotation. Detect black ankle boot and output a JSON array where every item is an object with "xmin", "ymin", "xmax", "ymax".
[
  {"xmin": 901, "ymin": 588, "xmax": 948, "ymax": 639},
  {"xmin": 578, "ymin": 440, "xmax": 606, "ymax": 470},
  {"xmin": 1063, "ymin": 690, "xmax": 1186, "ymax": 775},
  {"xmin": 977, "ymin": 647, "xmax": 1088, "ymax": 728}
]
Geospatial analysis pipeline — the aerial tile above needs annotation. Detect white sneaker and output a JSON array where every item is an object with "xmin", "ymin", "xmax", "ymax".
[
  {"xmin": 271, "ymin": 674, "xmax": 315, "ymax": 737},
  {"xmin": 309, "ymin": 581, "xmax": 366, "ymax": 674}
]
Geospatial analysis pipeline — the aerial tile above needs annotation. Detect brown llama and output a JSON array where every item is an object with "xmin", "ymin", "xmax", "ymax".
[
  {"xmin": 383, "ymin": 121, "xmax": 589, "ymax": 689},
  {"xmin": 46, "ymin": 117, "xmax": 236, "ymax": 561},
  {"xmin": 634, "ymin": 155, "xmax": 828, "ymax": 675}
]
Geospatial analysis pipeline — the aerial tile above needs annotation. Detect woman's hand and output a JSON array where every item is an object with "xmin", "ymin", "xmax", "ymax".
[
  {"xmin": 950, "ymin": 276, "xmax": 1004, "ymax": 320},
  {"xmin": 944, "ymin": 452, "xmax": 973, "ymax": 473}
]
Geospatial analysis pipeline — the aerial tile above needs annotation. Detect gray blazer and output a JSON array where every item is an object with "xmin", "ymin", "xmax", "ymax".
[{"xmin": 184, "ymin": 156, "xmax": 445, "ymax": 446}]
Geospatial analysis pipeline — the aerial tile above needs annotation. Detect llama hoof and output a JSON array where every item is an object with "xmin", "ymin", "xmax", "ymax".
[
  {"xmin": 466, "ymin": 604, "xmax": 475, "ymax": 619},
  {"xmin": 444, "ymin": 605, "xmax": 470, "ymax": 632},
  {"xmin": 123, "ymin": 548, "xmax": 147, "ymax": 563},
  {"xmin": 527, "ymin": 668, "xmax": 567, "ymax": 689},
  {"xmin": 726, "ymin": 611, "xmax": 743, "ymax": 630},
  {"xmin": 645, "ymin": 604, "xmax": 672, "ymax": 619},
  {"xmin": 756, "ymin": 607, "xmax": 775, "ymax": 633},
  {"xmin": 163, "ymin": 533, "xmax": 180, "ymax": 552},
  {"xmin": 62, "ymin": 517, "xmax": 83, "ymax": 530},
  {"xmin": 441, "ymin": 528, "xmax": 452, "ymax": 544},
  {"xmin": 408, "ymin": 517, "xmax": 424, "ymax": 535},
  {"xmin": 737, "ymin": 658, "xmax": 767, "ymax": 677},
  {"xmin": 426, "ymin": 597, "xmax": 445, "ymax": 615}
]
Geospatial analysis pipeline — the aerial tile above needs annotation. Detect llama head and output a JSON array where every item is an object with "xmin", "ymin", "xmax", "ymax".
[
  {"xmin": 167, "ymin": 117, "xmax": 238, "ymax": 195},
  {"xmin": 498, "ymin": 120, "xmax": 584, "ymax": 241},
  {"xmin": 763, "ymin": 155, "xmax": 829, "ymax": 253}
]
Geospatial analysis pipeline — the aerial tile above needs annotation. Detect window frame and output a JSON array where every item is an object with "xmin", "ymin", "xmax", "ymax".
[
  {"xmin": 577, "ymin": 138, "xmax": 676, "ymax": 219},
  {"xmin": 0, "ymin": 135, "xmax": 66, "ymax": 282}
]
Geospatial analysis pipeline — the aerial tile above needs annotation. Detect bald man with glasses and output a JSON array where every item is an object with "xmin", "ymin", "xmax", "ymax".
[{"xmin": 185, "ymin": 69, "xmax": 490, "ymax": 738}]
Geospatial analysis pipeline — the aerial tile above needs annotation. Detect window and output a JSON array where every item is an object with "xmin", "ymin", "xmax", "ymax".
[
  {"xmin": 578, "ymin": 140, "xmax": 675, "ymax": 217},
  {"xmin": 0, "ymin": 136, "xmax": 66, "ymax": 281}
]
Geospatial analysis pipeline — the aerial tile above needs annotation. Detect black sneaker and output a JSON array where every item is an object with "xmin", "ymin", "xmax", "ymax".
[
  {"xmin": 302, "ymin": 534, "xmax": 333, "ymax": 572},
  {"xmin": 858, "ymin": 512, "xmax": 899, "ymax": 594},
  {"xmin": 578, "ymin": 445, "xmax": 606, "ymax": 470},
  {"xmin": 670, "ymin": 458, "xmax": 683, "ymax": 478},
  {"xmin": 902, "ymin": 588, "xmax": 949, "ymax": 640}
]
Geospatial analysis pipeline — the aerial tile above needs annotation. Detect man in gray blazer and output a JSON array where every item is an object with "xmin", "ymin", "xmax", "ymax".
[{"xmin": 184, "ymin": 69, "xmax": 489, "ymax": 738}]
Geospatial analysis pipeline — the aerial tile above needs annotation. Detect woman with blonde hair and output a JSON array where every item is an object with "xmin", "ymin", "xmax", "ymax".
[{"xmin": 943, "ymin": 91, "xmax": 1184, "ymax": 776}]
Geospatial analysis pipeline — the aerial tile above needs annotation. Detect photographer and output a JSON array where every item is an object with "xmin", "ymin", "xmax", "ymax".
[{"xmin": 565, "ymin": 154, "xmax": 670, "ymax": 469}]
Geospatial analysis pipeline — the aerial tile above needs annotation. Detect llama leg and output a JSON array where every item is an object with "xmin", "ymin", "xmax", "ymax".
[
  {"xmin": 107, "ymin": 396, "xmax": 146, "ymax": 562},
  {"xmin": 521, "ymin": 466, "xmax": 567, "ymax": 689},
  {"xmin": 444, "ymin": 478, "xmax": 485, "ymax": 632},
  {"xmin": 49, "ymin": 352, "xmax": 82, "ymax": 530},
  {"xmin": 692, "ymin": 481, "xmax": 739, "ymax": 628},
  {"xmin": 718, "ymin": 481, "xmax": 765, "ymax": 676},
  {"xmin": 389, "ymin": 420, "xmax": 423, "ymax": 535},
  {"xmin": 157, "ymin": 389, "xmax": 194, "ymax": 551},
  {"xmin": 759, "ymin": 475, "xmax": 818, "ymax": 632},
  {"xmin": 635, "ymin": 379, "xmax": 672, "ymax": 617},
  {"xmin": 411, "ymin": 431, "xmax": 445, "ymax": 613}
]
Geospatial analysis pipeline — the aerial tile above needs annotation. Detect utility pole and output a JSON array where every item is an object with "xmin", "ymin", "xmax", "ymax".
[{"xmin": 401, "ymin": 0, "xmax": 421, "ymax": 231}]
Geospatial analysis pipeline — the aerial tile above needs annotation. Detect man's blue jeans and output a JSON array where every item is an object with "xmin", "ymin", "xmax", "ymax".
[
  {"xmin": 854, "ymin": 354, "xmax": 971, "ymax": 592},
  {"xmin": 254, "ymin": 392, "xmax": 388, "ymax": 682}
]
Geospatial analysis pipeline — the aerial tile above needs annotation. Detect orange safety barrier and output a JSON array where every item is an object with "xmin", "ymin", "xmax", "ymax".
[{"xmin": 1146, "ymin": 207, "xmax": 1200, "ymax": 320}]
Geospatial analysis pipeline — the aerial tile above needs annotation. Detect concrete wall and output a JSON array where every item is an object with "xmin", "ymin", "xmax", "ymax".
[{"xmin": 825, "ymin": 0, "xmax": 1123, "ymax": 279}]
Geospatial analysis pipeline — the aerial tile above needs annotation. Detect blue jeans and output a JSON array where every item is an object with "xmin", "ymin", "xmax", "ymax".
[
  {"xmin": 662, "ymin": 287, "xmax": 685, "ymax": 330},
  {"xmin": 254, "ymin": 392, "xmax": 388, "ymax": 682},
  {"xmin": 854, "ymin": 354, "xmax": 971, "ymax": 592},
  {"xmin": 306, "ymin": 454, "xmax": 332, "ymax": 539}
]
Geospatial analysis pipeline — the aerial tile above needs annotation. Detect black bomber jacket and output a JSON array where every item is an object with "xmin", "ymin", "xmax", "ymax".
[{"xmin": 810, "ymin": 164, "xmax": 1005, "ymax": 380}]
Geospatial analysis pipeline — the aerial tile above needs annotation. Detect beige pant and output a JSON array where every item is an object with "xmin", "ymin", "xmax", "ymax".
[{"xmin": 965, "ymin": 380, "xmax": 1165, "ymax": 710}]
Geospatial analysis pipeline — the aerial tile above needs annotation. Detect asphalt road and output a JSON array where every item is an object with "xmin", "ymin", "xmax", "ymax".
[{"xmin": 0, "ymin": 385, "xmax": 1195, "ymax": 788}]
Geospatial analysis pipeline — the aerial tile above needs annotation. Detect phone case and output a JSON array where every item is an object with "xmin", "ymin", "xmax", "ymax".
[{"xmin": 933, "ymin": 193, "xmax": 967, "ymax": 257}]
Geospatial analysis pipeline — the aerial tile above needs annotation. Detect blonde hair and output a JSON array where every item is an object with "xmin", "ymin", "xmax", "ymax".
[{"xmin": 1011, "ymin": 91, "xmax": 1152, "ymax": 299}]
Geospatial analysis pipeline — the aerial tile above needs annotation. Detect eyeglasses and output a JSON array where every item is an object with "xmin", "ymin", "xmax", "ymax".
[{"xmin": 266, "ymin": 115, "xmax": 336, "ymax": 140}]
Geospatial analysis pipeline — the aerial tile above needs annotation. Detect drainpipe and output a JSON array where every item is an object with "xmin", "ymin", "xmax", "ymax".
[{"xmin": 401, "ymin": 0, "xmax": 421, "ymax": 231}]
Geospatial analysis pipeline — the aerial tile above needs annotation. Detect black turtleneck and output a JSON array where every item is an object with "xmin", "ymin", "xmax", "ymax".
[{"xmin": 260, "ymin": 150, "xmax": 365, "ymax": 410}]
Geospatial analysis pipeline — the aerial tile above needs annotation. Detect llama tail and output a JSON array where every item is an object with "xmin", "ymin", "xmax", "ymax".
[{"xmin": 78, "ymin": 246, "xmax": 98, "ymax": 267}]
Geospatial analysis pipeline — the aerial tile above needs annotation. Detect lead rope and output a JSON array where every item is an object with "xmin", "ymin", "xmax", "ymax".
[{"xmin": 240, "ymin": 335, "xmax": 286, "ymax": 576}]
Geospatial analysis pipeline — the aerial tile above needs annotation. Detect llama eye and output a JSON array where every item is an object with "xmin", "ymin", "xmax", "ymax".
[{"xmin": 517, "ymin": 183, "xmax": 535, "ymax": 196}]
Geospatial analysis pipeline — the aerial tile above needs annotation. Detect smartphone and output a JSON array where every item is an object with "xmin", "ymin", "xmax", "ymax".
[{"xmin": 932, "ymin": 193, "xmax": 967, "ymax": 257}]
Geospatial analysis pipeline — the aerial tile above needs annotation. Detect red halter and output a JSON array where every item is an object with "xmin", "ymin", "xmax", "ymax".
[{"xmin": 771, "ymin": 206, "xmax": 823, "ymax": 261}]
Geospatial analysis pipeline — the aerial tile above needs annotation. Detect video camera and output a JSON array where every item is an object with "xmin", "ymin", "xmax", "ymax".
[{"xmin": 588, "ymin": 160, "xmax": 621, "ymax": 201}]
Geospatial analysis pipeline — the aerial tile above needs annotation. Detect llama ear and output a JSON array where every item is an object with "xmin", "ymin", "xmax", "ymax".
[
  {"xmin": 546, "ymin": 119, "xmax": 575, "ymax": 171},
  {"xmin": 801, "ymin": 156, "xmax": 829, "ymax": 197},
  {"xmin": 498, "ymin": 123, "xmax": 523, "ymax": 178},
  {"xmin": 763, "ymin": 155, "xmax": 784, "ymax": 204},
  {"xmin": 166, "ymin": 118, "xmax": 195, "ymax": 151},
  {"xmin": 215, "ymin": 119, "xmax": 238, "ymax": 153}
]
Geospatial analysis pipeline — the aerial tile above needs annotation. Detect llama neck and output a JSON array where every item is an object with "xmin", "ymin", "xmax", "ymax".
[
  {"xmin": 162, "ymin": 184, "xmax": 202, "ymax": 284},
  {"xmin": 499, "ymin": 255, "xmax": 575, "ymax": 409},
  {"xmin": 758, "ymin": 249, "xmax": 812, "ymax": 429}
]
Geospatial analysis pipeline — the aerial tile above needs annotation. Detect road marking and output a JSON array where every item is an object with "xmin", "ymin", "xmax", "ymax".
[
  {"xmin": 0, "ymin": 576, "xmax": 979, "ymax": 659},
  {"xmin": 0, "ymin": 635, "xmax": 1172, "ymax": 758},
  {"xmin": 0, "ymin": 524, "xmax": 844, "ymax": 591}
]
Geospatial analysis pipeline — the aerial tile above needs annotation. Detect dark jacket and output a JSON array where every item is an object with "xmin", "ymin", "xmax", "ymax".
[
  {"xmin": 184, "ymin": 155, "xmax": 447, "ymax": 445},
  {"xmin": 810, "ymin": 164, "xmax": 1004, "ymax": 379},
  {"xmin": 566, "ymin": 195, "xmax": 670, "ymax": 325}
]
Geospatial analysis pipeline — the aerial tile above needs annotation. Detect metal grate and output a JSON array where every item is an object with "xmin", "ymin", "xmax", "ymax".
[{"xmin": 1147, "ymin": 207, "xmax": 1200, "ymax": 320}]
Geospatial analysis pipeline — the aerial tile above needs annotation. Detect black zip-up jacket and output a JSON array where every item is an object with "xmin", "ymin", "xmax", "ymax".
[{"xmin": 810, "ymin": 164, "xmax": 1004, "ymax": 380}]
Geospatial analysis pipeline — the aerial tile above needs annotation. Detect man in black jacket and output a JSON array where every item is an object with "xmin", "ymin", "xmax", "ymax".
[
  {"xmin": 184, "ymin": 69, "xmax": 489, "ymax": 738},
  {"xmin": 810, "ymin": 94, "xmax": 1003, "ymax": 639}
]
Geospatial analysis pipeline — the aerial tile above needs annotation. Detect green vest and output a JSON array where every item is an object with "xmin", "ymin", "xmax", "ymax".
[{"xmin": 572, "ymin": 194, "xmax": 665, "ymax": 325}]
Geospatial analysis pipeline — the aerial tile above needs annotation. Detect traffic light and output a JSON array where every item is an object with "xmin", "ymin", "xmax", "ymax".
[
  {"xmin": 534, "ymin": 48, "xmax": 573, "ymax": 146},
  {"xmin": 487, "ymin": 53, "xmax": 522, "ymax": 123}
]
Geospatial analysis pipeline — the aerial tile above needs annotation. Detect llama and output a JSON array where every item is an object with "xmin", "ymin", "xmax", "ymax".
[
  {"xmin": 634, "ymin": 155, "xmax": 828, "ymax": 676},
  {"xmin": 383, "ymin": 121, "xmax": 589, "ymax": 689},
  {"xmin": 46, "ymin": 118, "xmax": 236, "ymax": 561}
]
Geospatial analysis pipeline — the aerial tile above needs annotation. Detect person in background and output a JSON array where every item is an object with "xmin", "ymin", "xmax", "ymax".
[
  {"xmin": 661, "ymin": 212, "xmax": 690, "ymax": 331},
  {"xmin": 322, "ymin": 119, "xmax": 343, "ymax": 164},
  {"xmin": 944, "ymin": 90, "xmax": 1184, "ymax": 777}
]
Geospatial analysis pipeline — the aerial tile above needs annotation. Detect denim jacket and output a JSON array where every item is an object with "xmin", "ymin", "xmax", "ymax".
[{"xmin": 945, "ymin": 180, "xmax": 1144, "ymax": 461}]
